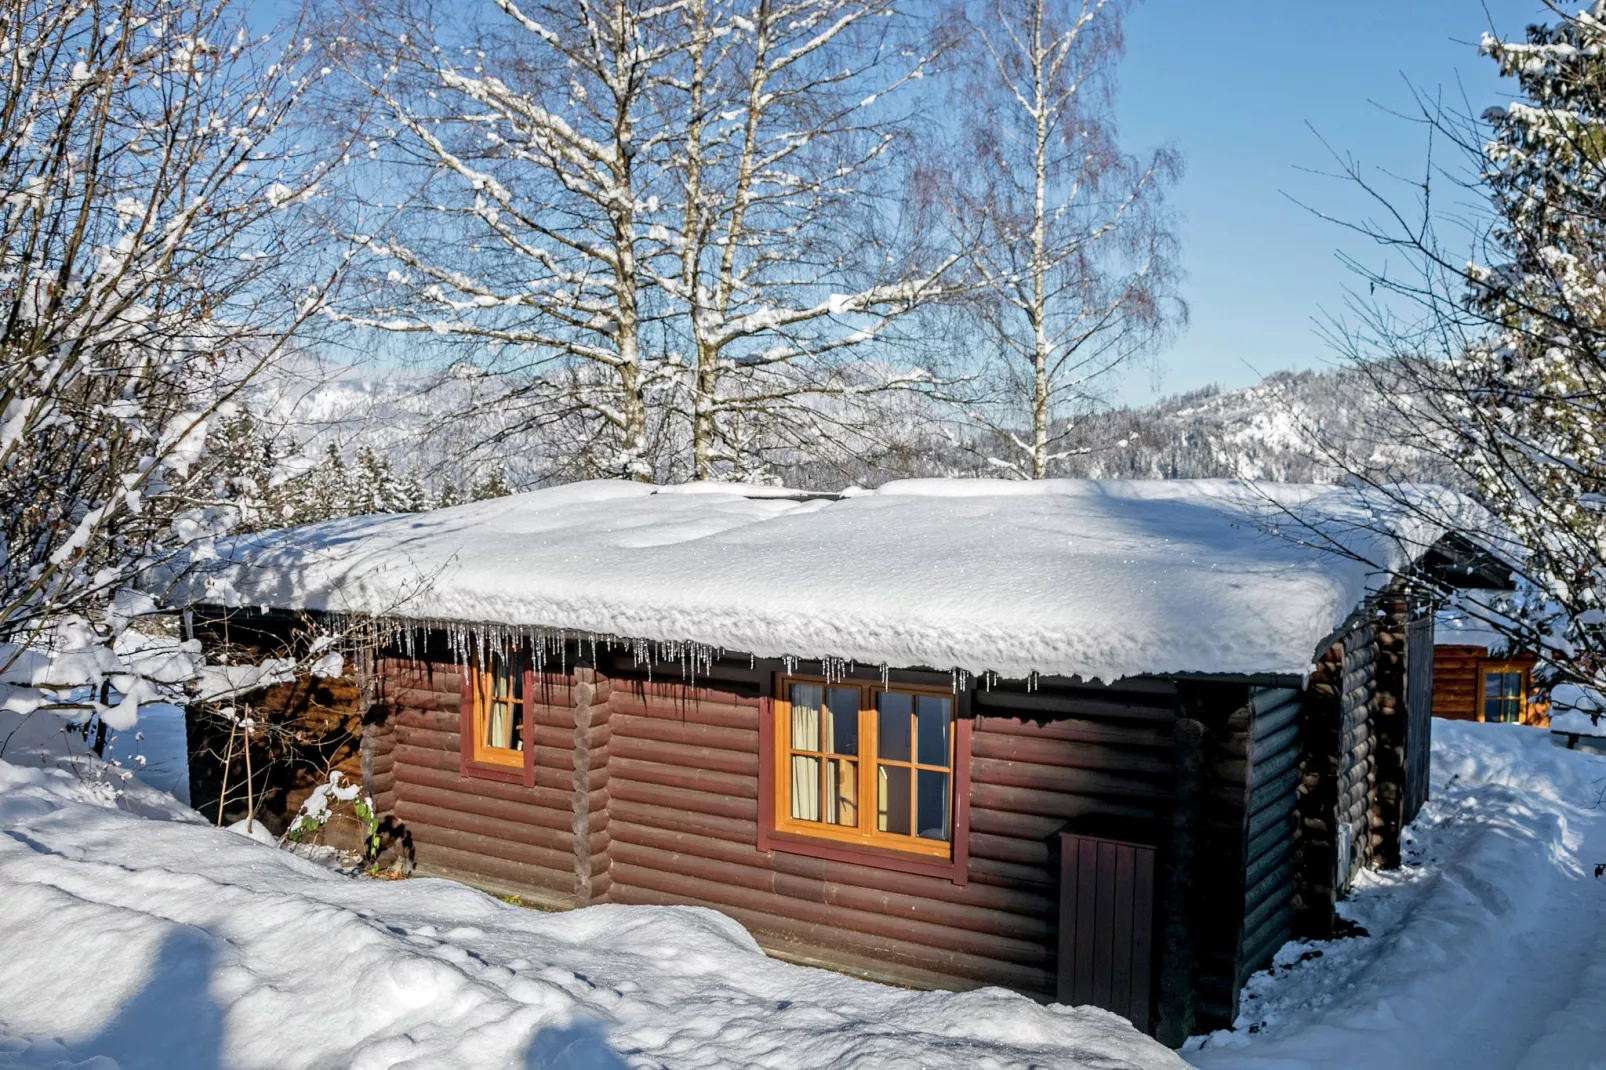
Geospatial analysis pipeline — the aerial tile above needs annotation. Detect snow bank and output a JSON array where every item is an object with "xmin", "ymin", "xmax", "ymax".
[
  {"xmin": 0, "ymin": 702, "xmax": 189, "ymax": 803},
  {"xmin": 1186, "ymin": 720, "xmax": 1606, "ymax": 1070},
  {"xmin": 1547, "ymin": 684, "xmax": 1606, "ymax": 738},
  {"xmin": 185, "ymin": 477, "xmax": 1457, "ymax": 683},
  {"xmin": 0, "ymin": 755, "xmax": 1183, "ymax": 1070}
]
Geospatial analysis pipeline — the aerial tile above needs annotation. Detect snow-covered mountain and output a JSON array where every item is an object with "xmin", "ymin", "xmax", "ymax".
[
  {"xmin": 238, "ymin": 359, "xmax": 1445, "ymax": 494},
  {"xmin": 1052, "ymin": 366, "xmax": 1448, "ymax": 486}
]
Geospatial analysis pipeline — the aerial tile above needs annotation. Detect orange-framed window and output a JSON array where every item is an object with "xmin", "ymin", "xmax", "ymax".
[
  {"xmin": 470, "ymin": 651, "xmax": 525, "ymax": 767},
  {"xmin": 774, "ymin": 676, "xmax": 955, "ymax": 858},
  {"xmin": 1479, "ymin": 662, "xmax": 1529, "ymax": 723}
]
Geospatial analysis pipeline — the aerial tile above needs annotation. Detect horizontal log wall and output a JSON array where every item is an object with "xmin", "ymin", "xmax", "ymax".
[
  {"xmin": 379, "ymin": 656, "xmax": 581, "ymax": 907},
  {"xmin": 602, "ymin": 672, "xmax": 1187, "ymax": 996},
  {"xmin": 365, "ymin": 640, "xmax": 1351, "ymax": 1039},
  {"xmin": 1431, "ymin": 645, "xmax": 1484, "ymax": 721}
]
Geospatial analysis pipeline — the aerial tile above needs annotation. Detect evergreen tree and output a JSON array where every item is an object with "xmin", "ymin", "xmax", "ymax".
[
  {"xmin": 469, "ymin": 468, "xmax": 514, "ymax": 502},
  {"xmin": 1334, "ymin": 2, "xmax": 1606, "ymax": 698}
]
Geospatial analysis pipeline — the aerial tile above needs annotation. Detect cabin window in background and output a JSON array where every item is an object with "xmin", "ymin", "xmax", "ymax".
[
  {"xmin": 1480, "ymin": 665, "xmax": 1527, "ymax": 723},
  {"xmin": 775, "ymin": 678, "xmax": 955, "ymax": 857},
  {"xmin": 472, "ymin": 651, "xmax": 524, "ymax": 766}
]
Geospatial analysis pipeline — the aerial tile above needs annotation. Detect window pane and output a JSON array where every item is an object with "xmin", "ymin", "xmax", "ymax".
[
  {"xmin": 508, "ymin": 701, "xmax": 523, "ymax": 751},
  {"xmin": 1483, "ymin": 672, "xmax": 1524, "ymax": 722},
  {"xmin": 491, "ymin": 653, "xmax": 512, "ymax": 699},
  {"xmin": 917, "ymin": 768, "xmax": 951, "ymax": 841},
  {"xmin": 486, "ymin": 699, "xmax": 510, "ymax": 749},
  {"xmin": 791, "ymin": 754, "xmax": 821, "ymax": 821},
  {"xmin": 877, "ymin": 692, "xmax": 912, "ymax": 763},
  {"xmin": 878, "ymin": 764, "xmax": 911, "ymax": 835},
  {"xmin": 825, "ymin": 687, "xmax": 859, "ymax": 756},
  {"xmin": 915, "ymin": 695, "xmax": 951, "ymax": 767},
  {"xmin": 791, "ymin": 685, "xmax": 823, "ymax": 750},
  {"xmin": 825, "ymin": 757, "xmax": 858, "ymax": 827}
]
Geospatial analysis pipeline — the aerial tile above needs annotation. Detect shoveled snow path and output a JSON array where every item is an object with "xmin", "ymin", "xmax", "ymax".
[{"xmin": 1187, "ymin": 721, "xmax": 1606, "ymax": 1070}]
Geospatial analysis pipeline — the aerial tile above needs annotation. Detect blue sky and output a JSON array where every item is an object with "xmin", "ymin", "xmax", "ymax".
[{"xmin": 1111, "ymin": 0, "xmax": 1554, "ymax": 405}]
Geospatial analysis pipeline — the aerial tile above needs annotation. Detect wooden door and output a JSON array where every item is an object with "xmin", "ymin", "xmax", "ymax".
[{"xmin": 1058, "ymin": 832, "xmax": 1156, "ymax": 1032}]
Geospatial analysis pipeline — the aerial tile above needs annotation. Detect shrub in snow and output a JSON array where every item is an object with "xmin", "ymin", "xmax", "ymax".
[
  {"xmin": 282, "ymin": 770, "xmax": 380, "ymax": 870},
  {"xmin": 0, "ymin": 0, "xmax": 345, "ymax": 741}
]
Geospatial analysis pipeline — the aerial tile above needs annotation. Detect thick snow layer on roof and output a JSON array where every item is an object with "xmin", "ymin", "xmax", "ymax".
[
  {"xmin": 191, "ymin": 478, "xmax": 1454, "ymax": 683},
  {"xmin": 1433, "ymin": 589, "xmax": 1514, "ymax": 653},
  {"xmin": 0, "ymin": 755, "xmax": 1185, "ymax": 1069}
]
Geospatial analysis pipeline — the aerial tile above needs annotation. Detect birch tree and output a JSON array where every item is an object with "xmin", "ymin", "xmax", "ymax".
[
  {"xmin": 327, "ymin": 0, "xmax": 687, "ymax": 481},
  {"xmin": 950, "ymin": 0, "xmax": 1181, "ymax": 479},
  {"xmin": 0, "ymin": 0, "xmax": 338, "ymax": 719},
  {"xmin": 664, "ymin": 0, "xmax": 960, "ymax": 480}
]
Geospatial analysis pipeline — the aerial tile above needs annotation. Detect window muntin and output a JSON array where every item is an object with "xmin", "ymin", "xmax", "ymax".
[
  {"xmin": 776, "ymin": 678, "xmax": 955, "ymax": 857},
  {"xmin": 472, "ymin": 651, "xmax": 524, "ymax": 767},
  {"xmin": 1481, "ymin": 666, "xmax": 1526, "ymax": 723}
]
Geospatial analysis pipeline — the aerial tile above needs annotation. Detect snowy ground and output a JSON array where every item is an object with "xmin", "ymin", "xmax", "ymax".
[
  {"xmin": 1186, "ymin": 720, "xmax": 1606, "ymax": 1070},
  {"xmin": 0, "ymin": 758, "xmax": 1180, "ymax": 1069},
  {"xmin": 3, "ymin": 719, "xmax": 1603, "ymax": 1069}
]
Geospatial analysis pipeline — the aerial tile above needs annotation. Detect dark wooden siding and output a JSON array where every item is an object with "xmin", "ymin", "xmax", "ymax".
[
  {"xmin": 353, "ymin": 633, "xmax": 1428, "ymax": 1044},
  {"xmin": 1335, "ymin": 622, "xmax": 1377, "ymax": 886},
  {"xmin": 1370, "ymin": 596, "xmax": 1409, "ymax": 869},
  {"xmin": 1237, "ymin": 687, "xmax": 1302, "ymax": 991},
  {"xmin": 1404, "ymin": 616, "xmax": 1434, "ymax": 824},
  {"xmin": 605, "ymin": 671, "xmax": 1185, "ymax": 997}
]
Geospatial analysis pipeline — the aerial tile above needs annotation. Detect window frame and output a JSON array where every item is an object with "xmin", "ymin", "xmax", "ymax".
[
  {"xmin": 458, "ymin": 649, "xmax": 535, "ymax": 786},
  {"xmin": 1477, "ymin": 661, "xmax": 1531, "ymax": 724},
  {"xmin": 758, "ymin": 672, "xmax": 971, "ymax": 885}
]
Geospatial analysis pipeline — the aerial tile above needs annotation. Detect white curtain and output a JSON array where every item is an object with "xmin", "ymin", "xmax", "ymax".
[
  {"xmin": 790, "ymin": 690, "xmax": 821, "ymax": 821},
  {"xmin": 486, "ymin": 699, "xmax": 509, "ymax": 749}
]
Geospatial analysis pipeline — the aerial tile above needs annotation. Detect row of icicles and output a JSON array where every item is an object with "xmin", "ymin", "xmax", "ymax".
[{"xmin": 345, "ymin": 614, "xmax": 1037, "ymax": 693}]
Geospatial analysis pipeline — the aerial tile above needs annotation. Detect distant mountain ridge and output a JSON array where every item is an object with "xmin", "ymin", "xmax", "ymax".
[
  {"xmin": 239, "ymin": 360, "xmax": 1433, "ymax": 494},
  {"xmin": 1053, "ymin": 366, "xmax": 1427, "ymax": 485}
]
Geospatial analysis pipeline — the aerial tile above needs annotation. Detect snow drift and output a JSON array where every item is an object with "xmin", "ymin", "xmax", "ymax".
[
  {"xmin": 0, "ymin": 758, "xmax": 1182, "ymax": 1070},
  {"xmin": 186, "ymin": 477, "xmax": 1462, "ymax": 683}
]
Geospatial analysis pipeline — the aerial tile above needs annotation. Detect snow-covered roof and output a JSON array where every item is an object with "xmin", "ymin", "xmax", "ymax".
[
  {"xmin": 1434, "ymin": 591, "xmax": 1514, "ymax": 652},
  {"xmin": 191, "ymin": 478, "xmax": 1457, "ymax": 683}
]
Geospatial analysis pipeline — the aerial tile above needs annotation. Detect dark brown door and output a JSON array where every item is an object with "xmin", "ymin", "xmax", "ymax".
[{"xmin": 1058, "ymin": 832, "xmax": 1156, "ymax": 1032}]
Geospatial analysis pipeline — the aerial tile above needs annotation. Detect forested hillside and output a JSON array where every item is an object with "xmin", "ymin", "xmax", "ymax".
[{"xmin": 217, "ymin": 361, "xmax": 1448, "ymax": 528}]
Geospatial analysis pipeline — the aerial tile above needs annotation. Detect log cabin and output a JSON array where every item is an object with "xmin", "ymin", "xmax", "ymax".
[
  {"xmin": 181, "ymin": 478, "xmax": 1469, "ymax": 1046},
  {"xmin": 1431, "ymin": 594, "xmax": 1548, "ymax": 727}
]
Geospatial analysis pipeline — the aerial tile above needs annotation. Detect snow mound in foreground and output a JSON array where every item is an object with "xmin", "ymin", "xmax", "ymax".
[{"xmin": 0, "ymin": 760, "xmax": 1182, "ymax": 1070}]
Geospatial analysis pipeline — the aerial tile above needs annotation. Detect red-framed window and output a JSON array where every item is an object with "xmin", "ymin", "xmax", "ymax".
[
  {"xmin": 758, "ymin": 673, "xmax": 971, "ymax": 884},
  {"xmin": 459, "ymin": 650, "xmax": 535, "ymax": 785}
]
